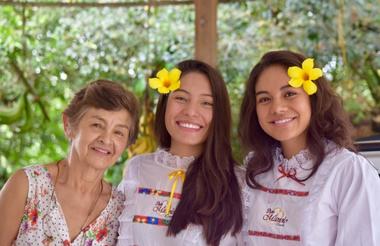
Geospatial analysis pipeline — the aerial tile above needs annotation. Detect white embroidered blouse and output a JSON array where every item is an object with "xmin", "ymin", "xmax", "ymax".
[
  {"xmin": 242, "ymin": 142, "xmax": 380, "ymax": 246},
  {"xmin": 117, "ymin": 149, "xmax": 243, "ymax": 246}
]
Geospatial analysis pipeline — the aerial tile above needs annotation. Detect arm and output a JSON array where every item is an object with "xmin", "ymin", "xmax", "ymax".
[
  {"xmin": 0, "ymin": 169, "xmax": 29, "ymax": 245},
  {"xmin": 334, "ymin": 154, "xmax": 380, "ymax": 246}
]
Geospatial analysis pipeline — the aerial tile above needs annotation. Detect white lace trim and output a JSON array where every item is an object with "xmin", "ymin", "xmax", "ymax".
[
  {"xmin": 154, "ymin": 149, "xmax": 195, "ymax": 169},
  {"xmin": 241, "ymin": 182, "xmax": 251, "ymax": 245},
  {"xmin": 243, "ymin": 151, "xmax": 254, "ymax": 167},
  {"xmin": 274, "ymin": 147, "xmax": 313, "ymax": 169}
]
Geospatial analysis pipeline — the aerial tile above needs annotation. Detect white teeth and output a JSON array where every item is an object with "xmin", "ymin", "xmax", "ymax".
[
  {"xmin": 178, "ymin": 122, "xmax": 201, "ymax": 129},
  {"xmin": 274, "ymin": 118, "xmax": 293, "ymax": 124},
  {"xmin": 93, "ymin": 147, "xmax": 110, "ymax": 154}
]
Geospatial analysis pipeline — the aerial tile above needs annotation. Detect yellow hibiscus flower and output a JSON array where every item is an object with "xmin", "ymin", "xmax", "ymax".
[
  {"xmin": 287, "ymin": 58, "xmax": 323, "ymax": 95},
  {"xmin": 148, "ymin": 68, "xmax": 181, "ymax": 94}
]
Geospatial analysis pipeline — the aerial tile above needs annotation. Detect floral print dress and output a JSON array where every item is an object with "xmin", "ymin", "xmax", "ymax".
[{"xmin": 13, "ymin": 165, "xmax": 125, "ymax": 246}]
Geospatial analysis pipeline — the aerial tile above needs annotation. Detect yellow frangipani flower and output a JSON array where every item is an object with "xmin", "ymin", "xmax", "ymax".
[
  {"xmin": 148, "ymin": 68, "xmax": 181, "ymax": 94},
  {"xmin": 287, "ymin": 58, "xmax": 323, "ymax": 95}
]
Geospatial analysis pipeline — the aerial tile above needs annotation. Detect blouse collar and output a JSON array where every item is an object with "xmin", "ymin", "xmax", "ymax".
[
  {"xmin": 154, "ymin": 148, "xmax": 195, "ymax": 169},
  {"xmin": 274, "ymin": 147, "xmax": 314, "ymax": 171}
]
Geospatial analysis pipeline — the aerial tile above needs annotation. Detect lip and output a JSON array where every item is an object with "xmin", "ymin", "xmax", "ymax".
[
  {"xmin": 91, "ymin": 146, "xmax": 112, "ymax": 155},
  {"xmin": 176, "ymin": 121, "xmax": 203, "ymax": 131},
  {"xmin": 270, "ymin": 117, "xmax": 296, "ymax": 125}
]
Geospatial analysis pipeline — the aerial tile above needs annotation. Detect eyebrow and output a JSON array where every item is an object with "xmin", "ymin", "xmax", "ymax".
[
  {"xmin": 90, "ymin": 115, "xmax": 130, "ymax": 129},
  {"xmin": 256, "ymin": 85, "xmax": 292, "ymax": 96},
  {"xmin": 173, "ymin": 89, "xmax": 213, "ymax": 98}
]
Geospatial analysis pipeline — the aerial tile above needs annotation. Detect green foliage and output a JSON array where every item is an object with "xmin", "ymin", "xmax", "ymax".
[{"xmin": 0, "ymin": 0, "xmax": 379, "ymax": 187}]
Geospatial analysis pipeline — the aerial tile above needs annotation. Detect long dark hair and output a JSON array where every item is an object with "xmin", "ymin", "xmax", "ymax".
[
  {"xmin": 154, "ymin": 59, "xmax": 242, "ymax": 245},
  {"xmin": 238, "ymin": 50, "xmax": 355, "ymax": 189}
]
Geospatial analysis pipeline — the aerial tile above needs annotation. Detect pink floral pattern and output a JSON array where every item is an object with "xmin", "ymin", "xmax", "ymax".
[{"xmin": 13, "ymin": 165, "xmax": 125, "ymax": 246}]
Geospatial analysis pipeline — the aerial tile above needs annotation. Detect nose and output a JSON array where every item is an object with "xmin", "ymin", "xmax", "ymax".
[
  {"xmin": 270, "ymin": 98, "xmax": 287, "ymax": 115},
  {"xmin": 98, "ymin": 130, "xmax": 112, "ymax": 145},
  {"xmin": 183, "ymin": 101, "xmax": 199, "ymax": 117}
]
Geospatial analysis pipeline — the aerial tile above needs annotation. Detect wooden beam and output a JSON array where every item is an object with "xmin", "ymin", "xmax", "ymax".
[
  {"xmin": 0, "ymin": 0, "xmax": 240, "ymax": 8},
  {"xmin": 194, "ymin": 0, "xmax": 218, "ymax": 67},
  {"xmin": 0, "ymin": 0, "xmax": 193, "ymax": 8}
]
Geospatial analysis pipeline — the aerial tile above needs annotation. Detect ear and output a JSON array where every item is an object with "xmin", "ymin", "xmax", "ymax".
[{"xmin": 62, "ymin": 113, "xmax": 73, "ymax": 140}]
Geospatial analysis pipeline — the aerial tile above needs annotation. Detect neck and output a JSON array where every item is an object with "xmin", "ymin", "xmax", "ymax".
[
  {"xmin": 169, "ymin": 143, "xmax": 202, "ymax": 158},
  {"xmin": 58, "ymin": 158, "xmax": 104, "ymax": 194},
  {"xmin": 281, "ymin": 138, "xmax": 308, "ymax": 159}
]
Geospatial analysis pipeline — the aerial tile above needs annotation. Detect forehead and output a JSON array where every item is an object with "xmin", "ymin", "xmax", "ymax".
[
  {"xmin": 256, "ymin": 65, "xmax": 289, "ymax": 91},
  {"xmin": 81, "ymin": 107, "xmax": 131, "ymax": 125},
  {"xmin": 179, "ymin": 72, "xmax": 212, "ymax": 95}
]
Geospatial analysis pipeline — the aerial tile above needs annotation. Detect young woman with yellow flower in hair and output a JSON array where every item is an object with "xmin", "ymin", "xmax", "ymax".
[
  {"xmin": 117, "ymin": 59, "xmax": 243, "ymax": 245},
  {"xmin": 239, "ymin": 50, "xmax": 380, "ymax": 245}
]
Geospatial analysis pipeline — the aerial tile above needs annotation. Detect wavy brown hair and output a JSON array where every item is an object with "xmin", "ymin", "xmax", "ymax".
[
  {"xmin": 238, "ymin": 50, "xmax": 355, "ymax": 189},
  {"xmin": 154, "ymin": 60, "xmax": 242, "ymax": 245},
  {"xmin": 63, "ymin": 79, "xmax": 140, "ymax": 146}
]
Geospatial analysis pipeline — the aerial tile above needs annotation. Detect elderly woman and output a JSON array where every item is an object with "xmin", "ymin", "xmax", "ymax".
[{"xmin": 0, "ymin": 80, "xmax": 139, "ymax": 245}]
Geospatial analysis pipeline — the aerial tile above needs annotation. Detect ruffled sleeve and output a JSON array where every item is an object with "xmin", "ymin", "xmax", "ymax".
[
  {"xmin": 302, "ymin": 148, "xmax": 380, "ymax": 246},
  {"xmin": 117, "ymin": 157, "xmax": 140, "ymax": 246}
]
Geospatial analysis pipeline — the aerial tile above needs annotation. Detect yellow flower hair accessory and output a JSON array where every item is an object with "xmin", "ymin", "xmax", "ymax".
[
  {"xmin": 287, "ymin": 58, "xmax": 323, "ymax": 95},
  {"xmin": 148, "ymin": 68, "xmax": 181, "ymax": 94}
]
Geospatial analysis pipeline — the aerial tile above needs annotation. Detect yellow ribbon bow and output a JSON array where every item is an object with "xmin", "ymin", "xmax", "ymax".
[{"xmin": 166, "ymin": 170, "xmax": 186, "ymax": 215}]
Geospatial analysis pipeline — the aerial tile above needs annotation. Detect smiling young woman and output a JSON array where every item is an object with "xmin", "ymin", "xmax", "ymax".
[
  {"xmin": 239, "ymin": 50, "xmax": 380, "ymax": 246},
  {"xmin": 117, "ymin": 60, "xmax": 243, "ymax": 246}
]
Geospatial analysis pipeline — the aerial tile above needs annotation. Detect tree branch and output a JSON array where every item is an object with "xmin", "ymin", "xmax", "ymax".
[{"xmin": 8, "ymin": 56, "xmax": 50, "ymax": 121}]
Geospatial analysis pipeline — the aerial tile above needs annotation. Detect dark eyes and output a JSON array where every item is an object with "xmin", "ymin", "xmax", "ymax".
[
  {"xmin": 92, "ymin": 123, "xmax": 103, "ymax": 128},
  {"xmin": 201, "ymin": 101, "xmax": 213, "ymax": 107},
  {"xmin": 114, "ymin": 130, "xmax": 125, "ymax": 137},
  {"xmin": 257, "ymin": 97, "xmax": 270, "ymax": 104},
  {"xmin": 174, "ymin": 96, "xmax": 187, "ymax": 102},
  {"xmin": 285, "ymin": 91, "xmax": 297, "ymax": 97}
]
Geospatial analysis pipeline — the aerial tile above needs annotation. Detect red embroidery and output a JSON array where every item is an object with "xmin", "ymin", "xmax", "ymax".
[
  {"xmin": 248, "ymin": 230, "xmax": 300, "ymax": 241},
  {"xmin": 276, "ymin": 163, "xmax": 305, "ymax": 186},
  {"xmin": 260, "ymin": 186, "xmax": 309, "ymax": 197}
]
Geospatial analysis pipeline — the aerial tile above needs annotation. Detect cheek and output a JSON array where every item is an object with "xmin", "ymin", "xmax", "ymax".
[
  {"xmin": 255, "ymin": 107, "xmax": 265, "ymax": 122},
  {"xmin": 204, "ymin": 110, "xmax": 213, "ymax": 126},
  {"xmin": 300, "ymin": 101, "xmax": 312, "ymax": 122},
  {"xmin": 115, "ymin": 139, "xmax": 128, "ymax": 154}
]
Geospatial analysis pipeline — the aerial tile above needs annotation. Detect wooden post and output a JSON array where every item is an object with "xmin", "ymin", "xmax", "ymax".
[{"xmin": 194, "ymin": 0, "xmax": 218, "ymax": 67}]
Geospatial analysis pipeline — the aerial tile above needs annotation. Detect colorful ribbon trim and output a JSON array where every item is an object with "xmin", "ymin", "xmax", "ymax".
[
  {"xmin": 133, "ymin": 215, "xmax": 170, "ymax": 226},
  {"xmin": 137, "ymin": 187, "xmax": 181, "ymax": 199},
  {"xmin": 166, "ymin": 170, "xmax": 185, "ymax": 215}
]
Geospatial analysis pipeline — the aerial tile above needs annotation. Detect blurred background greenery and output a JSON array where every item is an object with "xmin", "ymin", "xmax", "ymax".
[{"xmin": 1, "ymin": 0, "xmax": 379, "ymax": 188}]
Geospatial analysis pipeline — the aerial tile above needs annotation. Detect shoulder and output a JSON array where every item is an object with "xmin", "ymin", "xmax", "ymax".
[
  {"xmin": 110, "ymin": 186, "xmax": 125, "ymax": 206},
  {"xmin": 322, "ymin": 147, "xmax": 380, "ymax": 192},
  {"xmin": 243, "ymin": 151, "xmax": 255, "ymax": 167},
  {"xmin": 126, "ymin": 152, "xmax": 156, "ymax": 168},
  {"xmin": 0, "ymin": 168, "xmax": 29, "ymax": 209},
  {"xmin": 3, "ymin": 168, "xmax": 29, "ymax": 191},
  {"xmin": 122, "ymin": 151, "xmax": 157, "ymax": 177},
  {"xmin": 326, "ymin": 147, "xmax": 376, "ymax": 174},
  {"xmin": 113, "ymin": 185, "xmax": 125, "ymax": 200}
]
